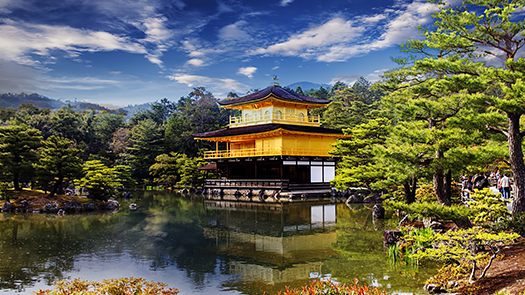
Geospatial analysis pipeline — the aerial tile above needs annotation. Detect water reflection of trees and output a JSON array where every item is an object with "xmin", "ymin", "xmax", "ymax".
[
  {"xmin": 0, "ymin": 213, "xmax": 114, "ymax": 291},
  {"xmin": 325, "ymin": 204, "xmax": 436, "ymax": 292},
  {"xmin": 0, "ymin": 192, "xmax": 220, "ymax": 292}
]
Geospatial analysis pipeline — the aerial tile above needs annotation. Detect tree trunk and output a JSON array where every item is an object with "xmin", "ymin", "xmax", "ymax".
[
  {"xmin": 444, "ymin": 170, "xmax": 452, "ymax": 201},
  {"xmin": 508, "ymin": 113, "xmax": 525, "ymax": 215},
  {"xmin": 403, "ymin": 177, "xmax": 417, "ymax": 204},
  {"xmin": 433, "ymin": 151, "xmax": 451, "ymax": 205},
  {"xmin": 48, "ymin": 175, "xmax": 63, "ymax": 198},
  {"xmin": 13, "ymin": 171, "xmax": 20, "ymax": 191}
]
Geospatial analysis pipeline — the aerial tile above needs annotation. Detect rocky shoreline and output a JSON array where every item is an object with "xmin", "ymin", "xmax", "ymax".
[{"xmin": 0, "ymin": 189, "xmax": 121, "ymax": 214}]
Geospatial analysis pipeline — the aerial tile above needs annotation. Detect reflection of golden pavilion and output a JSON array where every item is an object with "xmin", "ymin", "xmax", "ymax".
[
  {"xmin": 203, "ymin": 201, "xmax": 338, "ymax": 285},
  {"xmin": 193, "ymin": 85, "xmax": 347, "ymax": 195}
]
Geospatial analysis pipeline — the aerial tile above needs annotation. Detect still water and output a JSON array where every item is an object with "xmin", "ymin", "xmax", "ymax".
[{"xmin": 0, "ymin": 191, "xmax": 436, "ymax": 294}]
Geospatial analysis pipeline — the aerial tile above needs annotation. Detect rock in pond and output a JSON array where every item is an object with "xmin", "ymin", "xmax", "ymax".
[
  {"xmin": 2, "ymin": 201, "xmax": 13, "ymax": 212},
  {"xmin": 372, "ymin": 204, "xmax": 385, "ymax": 219},
  {"xmin": 363, "ymin": 195, "xmax": 384, "ymax": 203},
  {"xmin": 64, "ymin": 201, "xmax": 82, "ymax": 213},
  {"xmin": 103, "ymin": 200, "xmax": 119, "ymax": 211},
  {"xmin": 43, "ymin": 203, "xmax": 59, "ymax": 213},
  {"xmin": 346, "ymin": 193, "xmax": 364, "ymax": 203},
  {"xmin": 383, "ymin": 229, "xmax": 402, "ymax": 246}
]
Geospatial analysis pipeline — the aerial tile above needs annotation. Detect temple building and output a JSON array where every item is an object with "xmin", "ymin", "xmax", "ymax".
[{"xmin": 193, "ymin": 84, "xmax": 346, "ymax": 198}]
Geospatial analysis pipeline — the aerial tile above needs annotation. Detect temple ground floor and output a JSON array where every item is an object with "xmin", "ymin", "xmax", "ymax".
[{"xmin": 202, "ymin": 156, "xmax": 338, "ymax": 200}]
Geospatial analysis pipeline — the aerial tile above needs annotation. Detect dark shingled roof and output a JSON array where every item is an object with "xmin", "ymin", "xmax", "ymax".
[
  {"xmin": 192, "ymin": 123, "xmax": 344, "ymax": 138},
  {"xmin": 219, "ymin": 85, "xmax": 331, "ymax": 106}
]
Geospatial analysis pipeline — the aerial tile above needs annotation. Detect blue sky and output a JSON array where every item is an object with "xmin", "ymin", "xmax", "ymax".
[{"xmin": 0, "ymin": 0, "xmax": 441, "ymax": 107}]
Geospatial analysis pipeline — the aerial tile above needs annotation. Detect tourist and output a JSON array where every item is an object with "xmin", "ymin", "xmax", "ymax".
[{"xmin": 500, "ymin": 173, "xmax": 512, "ymax": 199}]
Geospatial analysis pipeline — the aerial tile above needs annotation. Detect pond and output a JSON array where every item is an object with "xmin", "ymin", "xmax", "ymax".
[{"xmin": 0, "ymin": 191, "xmax": 437, "ymax": 294}]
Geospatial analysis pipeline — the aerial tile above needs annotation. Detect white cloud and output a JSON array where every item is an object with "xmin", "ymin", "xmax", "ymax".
[
  {"xmin": 250, "ymin": 0, "xmax": 438, "ymax": 62},
  {"xmin": 186, "ymin": 58, "xmax": 206, "ymax": 67},
  {"xmin": 249, "ymin": 17, "xmax": 366, "ymax": 59},
  {"xmin": 280, "ymin": 0, "xmax": 294, "ymax": 6},
  {"xmin": 0, "ymin": 21, "xmax": 147, "ymax": 66},
  {"xmin": 330, "ymin": 69, "xmax": 388, "ymax": 85},
  {"xmin": 272, "ymin": 66, "xmax": 279, "ymax": 70},
  {"xmin": 219, "ymin": 21, "xmax": 250, "ymax": 40},
  {"xmin": 238, "ymin": 66, "xmax": 257, "ymax": 78},
  {"xmin": 168, "ymin": 74, "xmax": 249, "ymax": 94}
]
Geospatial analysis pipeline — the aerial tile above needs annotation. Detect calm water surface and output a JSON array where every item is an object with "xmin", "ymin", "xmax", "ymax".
[{"xmin": 0, "ymin": 191, "xmax": 436, "ymax": 294}]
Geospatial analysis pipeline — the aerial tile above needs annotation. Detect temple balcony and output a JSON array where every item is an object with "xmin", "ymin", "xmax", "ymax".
[
  {"xmin": 203, "ymin": 147, "xmax": 332, "ymax": 159},
  {"xmin": 229, "ymin": 112, "xmax": 320, "ymax": 128}
]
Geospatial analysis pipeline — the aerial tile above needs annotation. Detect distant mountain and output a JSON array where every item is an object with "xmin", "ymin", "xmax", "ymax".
[
  {"xmin": 0, "ymin": 93, "xmax": 65, "ymax": 109},
  {"xmin": 0, "ymin": 92, "xmax": 153, "ymax": 115},
  {"xmin": 122, "ymin": 102, "xmax": 151, "ymax": 115},
  {"xmin": 287, "ymin": 81, "xmax": 332, "ymax": 92}
]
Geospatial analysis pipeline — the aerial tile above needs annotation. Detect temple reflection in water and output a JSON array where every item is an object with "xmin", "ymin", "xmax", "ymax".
[{"xmin": 203, "ymin": 200, "xmax": 339, "ymax": 286}]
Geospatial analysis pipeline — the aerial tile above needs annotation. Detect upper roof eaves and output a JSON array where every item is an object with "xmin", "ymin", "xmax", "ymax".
[{"xmin": 218, "ymin": 85, "xmax": 331, "ymax": 106}]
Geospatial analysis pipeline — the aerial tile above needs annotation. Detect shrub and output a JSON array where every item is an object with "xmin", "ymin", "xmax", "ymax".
[
  {"xmin": 468, "ymin": 188, "xmax": 510, "ymax": 224},
  {"xmin": 0, "ymin": 182, "xmax": 13, "ymax": 202},
  {"xmin": 409, "ymin": 228, "xmax": 519, "ymax": 282},
  {"xmin": 275, "ymin": 279, "xmax": 386, "ymax": 295},
  {"xmin": 33, "ymin": 277, "xmax": 180, "ymax": 295},
  {"xmin": 415, "ymin": 183, "xmax": 435, "ymax": 202},
  {"xmin": 384, "ymin": 199, "xmax": 472, "ymax": 228},
  {"xmin": 490, "ymin": 212, "xmax": 525, "ymax": 236}
]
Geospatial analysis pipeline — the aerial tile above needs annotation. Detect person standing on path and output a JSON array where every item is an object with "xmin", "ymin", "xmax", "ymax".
[{"xmin": 500, "ymin": 173, "xmax": 512, "ymax": 199}]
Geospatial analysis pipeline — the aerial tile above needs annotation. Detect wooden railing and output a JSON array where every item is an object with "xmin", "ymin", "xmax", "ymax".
[
  {"xmin": 203, "ymin": 147, "xmax": 331, "ymax": 159},
  {"xmin": 229, "ymin": 112, "xmax": 320, "ymax": 127},
  {"xmin": 205, "ymin": 179, "xmax": 290, "ymax": 190}
]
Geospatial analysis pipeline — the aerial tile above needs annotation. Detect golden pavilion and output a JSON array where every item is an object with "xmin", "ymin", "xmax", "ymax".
[{"xmin": 193, "ymin": 84, "xmax": 346, "ymax": 197}]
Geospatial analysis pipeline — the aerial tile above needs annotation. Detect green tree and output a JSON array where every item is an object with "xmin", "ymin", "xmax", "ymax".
[
  {"xmin": 165, "ymin": 87, "xmax": 230, "ymax": 157},
  {"xmin": 380, "ymin": 57, "xmax": 485, "ymax": 205},
  {"xmin": 125, "ymin": 118, "xmax": 164, "ymax": 181},
  {"xmin": 74, "ymin": 160, "xmax": 129, "ymax": 201},
  {"xmin": 150, "ymin": 153, "xmax": 208, "ymax": 189},
  {"xmin": 399, "ymin": 0, "xmax": 525, "ymax": 214},
  {"xmin": 34, "ymin": 136, "xmax": 83, "ymax": 197},
  {"xmin": 0, "ymin": 125, "xmax": 42, "ymax": 190},
  {"xmin": 330, "ymin": 118, "xmax": 390, "ymax": 195},
  {"xmin": 322, "ymin": 86, "xmax": 377, "ymax": 129}
]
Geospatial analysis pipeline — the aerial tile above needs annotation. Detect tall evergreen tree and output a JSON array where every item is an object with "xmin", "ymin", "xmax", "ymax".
[
  {"xmin": 34, "ymin": 136, "xmax": 83, "ymax": 197},
  {"xmin": 0, "ymin": 125, "xmax": 42, "ymax": 190},
  {"xmin": 398, "ymin": 0, "xmax": 525, "ymax": 214}
]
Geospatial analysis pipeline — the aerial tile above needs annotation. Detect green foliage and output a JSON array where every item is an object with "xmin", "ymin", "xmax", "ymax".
[
  {"xmin": 408, "ymin": 228, "xmax": 519, "ymax": 282},
  {"xmin": 330, "ymin": 118, "xmax": 390, "ymax": 193},
  {"xmin": 34, "ymin": 277, "xmax": 180, "ymax": 295},
  {"xmin": 415, "ymin": 184, "xmax": 435, "ymax": 203},
  {"xmin": 490, "ymin": 212, "xmax": 525, "ymax": 237},
  {"xmin": 0, "ymin": 124, "xmax": 42, "ymax": 190},
  {"xmin": 125, "ymin": 118, "xmax": 164, "ymax": 180},
  {"xmin": 164, "ymin": 87, "xmax": 231, "ymax": 157},
  {"xmin": 0, "ymin": 182, "xmax": 13, "ymax": 202},
  {"xmin": 276, "ymin": 279, "xmax": 386, "ymax": 295},
  {"xmin": 384, "ymin": 199, "xmax": 472, "ymax": 228},
  {"xmin": 34, "ymin": 136, "xmax": 83, "ymax": 197},
  {"xmin": 467, "ymin": 188, "xmax": 510, "ymax": 224},
  {"xmin": 149, "ymin": 153, "xmax": 207, "ymax": 188},
  {"xmin": 425, "ymin": 263, "xmax": 471, "ymax": 293},
  {"xmin": 74, "ymin": 160, "xmax": 130, "ymax": 201},
  {"xmin": 393, "ymin": 226, "xmax": 436, "ymax": 266}
]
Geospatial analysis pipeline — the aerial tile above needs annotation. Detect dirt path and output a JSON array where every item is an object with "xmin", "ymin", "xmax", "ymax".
[{"xmin": 455, "ymin": 238, "xmax": 525, "ymax": 295}]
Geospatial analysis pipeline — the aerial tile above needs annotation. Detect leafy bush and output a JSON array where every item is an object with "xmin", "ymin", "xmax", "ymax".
[
  {"xmin": 415, "ymin": 182, "xmax": 461, "ymax": 204},
  {"xmin": 33, "ymin": 277, "xmax": 180, "ymax": 295},
  {"xmin": 468, "ymin": 188, "xmax": 510, "ymax": 224},
  {"xmin": 0, "ymin": 182, "xmax": 13, "ymax": 202},
  {"xmin": 490, "ymin": 212, "xmax": 525, "ymax": 236},
  {"xmin": 275, "ymin": 279, "xmax": 386, "ymax": 295},
  {"xmin": 409, "ymin": 228, "xmax": 519, "ymax": 282},
  {"xmin": 415, "ymin": 183, "xmax": 435, "ymax": 202},
  {"xmin": 384, "ymin": 199, "xmax": 472, "ymax": 228}
]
